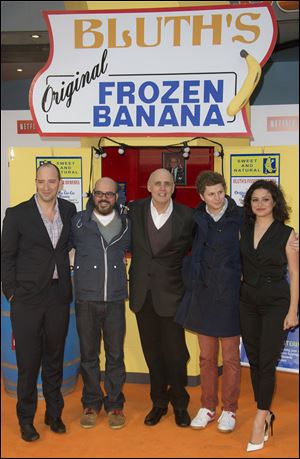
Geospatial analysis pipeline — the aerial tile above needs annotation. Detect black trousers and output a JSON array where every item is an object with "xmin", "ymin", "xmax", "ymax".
[
  {"xmin": 240, "ymin": 299, "xmax": 288, "ymax": 410},
  {"xmin": 10, "ymin": 283, "xmax": 70, "ymax": 425},
  {"xmin": 136, "ymin": 291, "xmax": 190, "ymax": 410}
]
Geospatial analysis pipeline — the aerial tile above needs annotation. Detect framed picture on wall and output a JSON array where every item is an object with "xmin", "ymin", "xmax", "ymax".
[{"xmin": 162, "ymin": 152, "xmax": 186, "ymax": 186}]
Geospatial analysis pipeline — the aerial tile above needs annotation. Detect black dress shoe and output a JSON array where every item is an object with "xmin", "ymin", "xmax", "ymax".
[
  {"xmin": 45, "ymin": 414, "xmax": 66, "ymax": 433},
  {"xmin": 144, "ymin": 407, "xmax": 168, "ymax": 426},
  {"xmin": 20, "ymin": 424, "xmax": 40, "ymax": 442},
  {"xmin": 174, "ymin": 409, "xmax": 191, "ymax": 427}
]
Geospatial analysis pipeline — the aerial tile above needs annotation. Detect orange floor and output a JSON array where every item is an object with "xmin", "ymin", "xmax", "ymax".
[{"xmin": 1, "ymin": 367, "xmax": 299, "ymax": 458}]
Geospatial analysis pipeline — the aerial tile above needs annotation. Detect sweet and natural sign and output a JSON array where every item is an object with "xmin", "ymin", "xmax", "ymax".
[{"xmin": 30, "ymin": 4, "xmax": 277, "ymax": 137}]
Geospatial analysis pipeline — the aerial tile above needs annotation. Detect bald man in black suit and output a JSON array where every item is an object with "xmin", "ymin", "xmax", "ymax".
[
  {"xmin": 128, "ymin": 169, "xmax": 194, "ymax": 427},
  {"xmin": 1, "ymin": 163, "xmax": 76, "ymax": 442}
]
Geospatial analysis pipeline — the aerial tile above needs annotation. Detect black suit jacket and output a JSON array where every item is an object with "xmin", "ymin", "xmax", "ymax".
[
  {"xmin": 167, "ymin": 166, "xmax": 185, "ymax": 184},
  {"xmin": 1, "ymin": 196, "xmax": 76, "ymax": 304},
  {"xmin": 128, "ymin": 198, "xmax": 194, "ymax": 317}
]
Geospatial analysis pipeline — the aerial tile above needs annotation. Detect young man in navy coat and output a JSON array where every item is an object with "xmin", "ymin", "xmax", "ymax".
[{"xmin": 175, "ymin": 171, "xmax": 243, "ymax": 433}]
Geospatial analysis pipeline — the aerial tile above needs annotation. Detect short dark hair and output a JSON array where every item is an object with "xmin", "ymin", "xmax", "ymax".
[
  {"xmin": 195, "ymin": 170, "xmax": 226, "ymax": 195},
  {"xmin": 243, "ymin": 179, "xmax": 290, "ymax": 224},
  {"xmin": 36, "ymin": 162, "xmax": 61, "ymax": 180}
]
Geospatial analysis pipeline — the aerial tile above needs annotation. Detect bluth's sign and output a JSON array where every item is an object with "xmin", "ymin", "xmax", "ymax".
[{"xmin": 30, "ymin": 4, "xmax": 277, "ymax": 137}]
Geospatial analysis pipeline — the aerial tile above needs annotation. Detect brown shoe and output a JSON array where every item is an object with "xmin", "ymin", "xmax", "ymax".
[
  {"xmin": 80, "ymin": 408, "xmax": 98, "ymax": 429},
  {"xmin": 108, "ymin": 410, "xmax": 125, "ymax": 429}
]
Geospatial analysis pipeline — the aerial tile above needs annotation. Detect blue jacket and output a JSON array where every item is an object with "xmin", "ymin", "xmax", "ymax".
[
  {"xmin": 71, "ymin": 201, "xmax": 130, "ymax": 302},
  {"xmin": 175, "ymin": 196, "xmax": 243, "ymax": 337}
]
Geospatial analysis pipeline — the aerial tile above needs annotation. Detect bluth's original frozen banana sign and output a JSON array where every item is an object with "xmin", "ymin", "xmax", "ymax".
[{"xmin": 30, "ymin": 3, "xmax": 277, "ymax": 137}]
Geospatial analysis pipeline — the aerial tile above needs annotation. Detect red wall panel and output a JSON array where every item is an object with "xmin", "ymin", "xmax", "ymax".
[{"xmin": 102, "ymin": 146, "xmax": 214, "ymax": 208}]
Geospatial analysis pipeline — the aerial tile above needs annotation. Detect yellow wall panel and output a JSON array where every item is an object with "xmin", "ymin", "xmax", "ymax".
[{"xmin": 8, "ymin": 147, "xmax": 101, "ymax": 208}]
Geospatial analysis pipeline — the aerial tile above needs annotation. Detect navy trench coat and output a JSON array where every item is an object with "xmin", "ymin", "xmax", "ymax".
[{"xmin": 175, "ymin": 196, "xmax": 244, "ymax": 337}]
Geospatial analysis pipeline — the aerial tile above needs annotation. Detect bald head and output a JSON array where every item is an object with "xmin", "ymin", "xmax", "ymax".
[
  {"xmin": 169, "ymin": 157, "xmax": 180, "ymax": 168},
  {"xmin": 147, "ymin": 168, "xmax": 174, "ymax": 188},
  {"xmin": 94, "ymin": 177, "xmax": 118, "ymax": 193},
  {"xmin": 147, "ymin": 168, "xmax": 175, "ymax": 212}
]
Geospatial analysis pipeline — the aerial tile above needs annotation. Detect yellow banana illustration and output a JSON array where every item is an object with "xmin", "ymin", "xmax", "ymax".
[{"xmin": 227, "ymin": 49, "xmax": 262, "ymax": 117}]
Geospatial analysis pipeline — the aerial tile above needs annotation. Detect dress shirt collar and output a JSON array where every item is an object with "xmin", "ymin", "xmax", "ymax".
[
  {"xmin": 206, "ymin": 197, "xmax": 228, "ymax": 222},
  {"xmin": 150, "ymin": 199, "xmax": 173, "ymax": 229},
  {"xmin": 34, "ymin": 194, "xmax": 59, "ymax": 220}
]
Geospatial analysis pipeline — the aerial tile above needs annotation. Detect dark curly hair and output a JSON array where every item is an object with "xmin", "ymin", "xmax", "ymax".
[
  {"xmin": 195, "ymin": 170, "xmax": 226, "ymax": 195},
  {"xmin": 243, "ymin": 179, "xmax": 290, "ymax": 224}
]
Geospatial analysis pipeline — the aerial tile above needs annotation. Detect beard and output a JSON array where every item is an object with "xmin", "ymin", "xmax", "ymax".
[{"xmin": 94, "ymin": 200, "xmax": 115, "ymax": 215}]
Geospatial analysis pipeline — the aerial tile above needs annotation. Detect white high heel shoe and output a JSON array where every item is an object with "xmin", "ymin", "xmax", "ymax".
[
  {"xmin": 246, "ymin": 412, "xmax": 276, "ymax": 452},
  {"xmin": 246, "ymin": 441, "xmax": 264, "ymax": 452}
]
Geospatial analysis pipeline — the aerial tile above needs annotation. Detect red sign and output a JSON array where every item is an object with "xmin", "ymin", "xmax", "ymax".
[
  {"xmin": 17, "ymin": 120, "xmax": 38, "ymax": 134},
  {"xmin": 267, "ymin": 116, "xmax": 299, "ymax": 132}
]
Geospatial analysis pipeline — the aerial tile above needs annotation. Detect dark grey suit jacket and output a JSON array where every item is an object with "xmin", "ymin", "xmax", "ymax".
[{"xmin": 128, "ymin": 198, "xmax": 194, "ymax": 317}]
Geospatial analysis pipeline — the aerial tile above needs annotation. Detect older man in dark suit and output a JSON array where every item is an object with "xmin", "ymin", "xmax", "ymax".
[
  {"xmin": 128, "ymin": 168, "xmax": 194, "ymax": 427},
  {"xmin": 1, "ymin": 163, "xmax": 76, "ymax": 442},
  {"xmin": 167, "ymin": 157, "xmax": 185, "ymax": 185}
]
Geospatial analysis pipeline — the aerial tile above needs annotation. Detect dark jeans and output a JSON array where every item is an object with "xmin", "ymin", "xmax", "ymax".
[
  {"xmin": 136, "ymin": 291, "xmax": 190, "ymax": 410},
  {"xmin": 75, "ymin": 299, "xmax": 126, "ymax": 412},
  {"xmin": 240, "ymin": 300, "xmax": 289, "ymax": 410},
  {"xmin": 10, "ymin": 283, "xmax": 70, "ymax": 425}
]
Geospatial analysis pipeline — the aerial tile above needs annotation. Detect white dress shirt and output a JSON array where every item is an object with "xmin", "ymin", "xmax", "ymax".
[
  {"xmin": 150, "ymin": 199, "xmax": 173, "ymax": 229},
  {"xmin": 206, "ymin": 198, "xmax": 228, "ymax": 222}
]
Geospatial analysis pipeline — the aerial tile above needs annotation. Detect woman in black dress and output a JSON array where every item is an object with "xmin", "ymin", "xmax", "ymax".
[{"xmin": 240, "ymin": 180, "xmax": 299, "ymax": 452}]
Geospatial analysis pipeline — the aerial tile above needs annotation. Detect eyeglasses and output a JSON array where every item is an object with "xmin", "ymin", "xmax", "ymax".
[{"xmin": 93, "ymin": 190, "xmax": 116, "ymax": 199}]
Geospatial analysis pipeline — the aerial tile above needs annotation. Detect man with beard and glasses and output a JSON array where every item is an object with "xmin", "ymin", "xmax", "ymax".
[{"xmin": 71, "ymin": 177, "xmax": 130, "ymax": 430}]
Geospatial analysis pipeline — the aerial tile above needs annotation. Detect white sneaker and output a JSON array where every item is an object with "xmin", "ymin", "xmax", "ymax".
[
  {"xmin": 190, "ymin": 408, "xmax": 215, "ymax": 429},
  {"xmin": 217, "ymin": 410, "xmax": 236, "ymax": 433}
]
